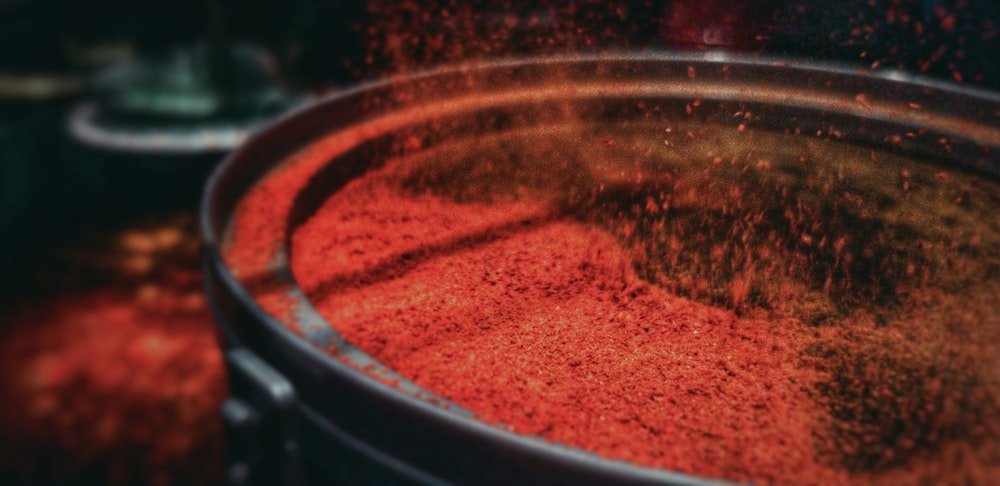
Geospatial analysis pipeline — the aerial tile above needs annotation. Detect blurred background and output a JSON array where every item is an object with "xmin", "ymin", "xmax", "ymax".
[{"xmin": 0, "ymin": 0, "xmax": 996, "ymax": 484}]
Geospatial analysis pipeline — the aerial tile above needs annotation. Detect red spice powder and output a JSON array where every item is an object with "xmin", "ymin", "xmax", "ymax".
[
  {"xmin": 224, "ymin": 127, "xmax": 1000, "ymax": 484},
  {"xmin": 287, "ymin": 173, "xmax": 846, "ymax": 484},
  {"xmin": 223, "ymin": 105, "xmax": 1000, "ymax": 485},
  {"xmin": 0, "ymin": 289, "xmax": 226, "ymax": 485},
  {"xmin": 0, "ymin": 219, "xmax": 226, "ymax": 485}
]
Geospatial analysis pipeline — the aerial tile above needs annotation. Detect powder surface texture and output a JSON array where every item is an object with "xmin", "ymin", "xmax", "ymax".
[{"xmin": 291, "ymin": 173, "xmax": 845, "ymax": 485}]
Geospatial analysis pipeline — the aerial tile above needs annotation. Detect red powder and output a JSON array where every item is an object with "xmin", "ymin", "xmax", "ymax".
[
  {"xmin": 223, "ymin": 126, "xmax": 1000, "ymax": 484},
  {"xmin": 0, "ymin": 219, "xmax": 226, "ymax": 485},
  {"xmin": 0, "ymin": 288, "xmax": 226, "ymax": 485},
  {"xmin": 224, "ymin": 106, "xmax": 1000, "ymax": 485},
  {"xmin": 288, "ymin": 173, "xmax": 846, "ymax": 484}
]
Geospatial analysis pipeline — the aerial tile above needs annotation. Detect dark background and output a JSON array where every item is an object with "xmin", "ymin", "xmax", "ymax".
[{"xmin": 1, "ymin": 1, "xmax": 997, "ymax": 275}]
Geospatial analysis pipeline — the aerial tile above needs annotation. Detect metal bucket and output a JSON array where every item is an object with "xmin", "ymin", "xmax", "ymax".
[{"xmin": 201, "ymin": 53, "xmax": 1000, "ymax": 485}]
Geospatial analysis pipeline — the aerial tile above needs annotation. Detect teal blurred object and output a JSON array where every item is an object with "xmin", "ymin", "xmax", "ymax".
[{"xmin": 68, "ymin": 43, "xmax": 306, "ymax": 154}]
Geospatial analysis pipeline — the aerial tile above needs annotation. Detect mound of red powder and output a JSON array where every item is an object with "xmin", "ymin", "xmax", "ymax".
[
  {"xmin": 223, "ymin": 119, "xmax": 1000, "ymax": 485},
  {"xmin": 290, "ymin": 175, "xmax": 846, "ymax": 484}
]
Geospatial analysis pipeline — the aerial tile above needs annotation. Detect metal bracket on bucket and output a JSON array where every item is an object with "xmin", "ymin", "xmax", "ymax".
[{"xmin": 222, "ymin": 348, "xmax": 305, "ymax": 486}]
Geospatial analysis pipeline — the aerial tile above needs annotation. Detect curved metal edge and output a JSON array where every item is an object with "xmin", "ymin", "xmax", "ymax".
[
  {"xmin": 203, "ymin": 51, "xmax": 1000, "ymax": 161},
  {"xmin": 293, "ymin": 50, "xmax": 1000, "ymax": 108}
]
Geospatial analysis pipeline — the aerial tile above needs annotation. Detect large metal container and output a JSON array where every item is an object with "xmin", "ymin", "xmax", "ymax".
[{"xmin": 201, "ymin": 53, "xmax": 1000, "ymax": 485}]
